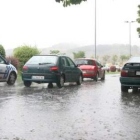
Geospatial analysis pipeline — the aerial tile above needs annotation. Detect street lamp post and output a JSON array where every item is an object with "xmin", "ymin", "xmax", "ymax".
[
  {"xmin": 94, "ymin": 0, "xmax": 96, "ymax": 59},
  {"xmin": 125, "ymin": 21, "xmax": 135, "ymax": 57}
]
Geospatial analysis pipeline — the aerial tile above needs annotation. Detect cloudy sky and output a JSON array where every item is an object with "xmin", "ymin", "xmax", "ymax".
[{"xmin": 0, "ymin": 0, "xmax": 140, "ymax": 49}]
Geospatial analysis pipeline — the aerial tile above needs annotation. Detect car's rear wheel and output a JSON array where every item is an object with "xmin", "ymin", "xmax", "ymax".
[
  {"xmin": 24, "ymin": 81, "xmax": 32, "ymax": 87},
  {"xmin": 77, "ymin": 75, "xmax": 82, "ymax": 85},
  {"xmin": 48, "ymin": 83, "xmax": 53, "ymax": 88},
  {"xmin": 121, "ymin": 85, "xmax": 128, "ymax": 92},
  {"xmin": 133, "ymin": 87, "xmax": 138, "ymax": 93},
  {"xmin": 101, "ymin": 72, "xmax": 105, "ymax": 80},
  {"xmin": 57, "ymin": 75, "xmax": 64, "ymax": 88},
  {"xmin": 94, "ymin": 73, "xmax": 98, "ymax": 82},
  {"xmin": 7, "ymin": 72, "xmax": 16, "ymax": 85}
]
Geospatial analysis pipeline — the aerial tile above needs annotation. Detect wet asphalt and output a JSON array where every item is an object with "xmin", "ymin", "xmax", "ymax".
[{"xmin": 0, "ymin": 74, "xmax": 140, "ymax": 140}]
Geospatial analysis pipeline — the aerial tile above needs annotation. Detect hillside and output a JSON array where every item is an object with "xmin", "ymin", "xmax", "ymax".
[{"xmin": 6, "ymin": 43, "xmax": 140, "ymax": 59}]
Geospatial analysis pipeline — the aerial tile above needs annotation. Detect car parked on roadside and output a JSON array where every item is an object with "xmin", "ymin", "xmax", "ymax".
[
  {"xmin": 22, "ymin": 55, "xmax": 83, "ymax": 88},
  {"xmin": 120, "ymin": 56, "xmax": 140, "ymax": 92},
  {"xmin": 74, "ymin": 58, "xmax": 105, "ymax": 81},
  {"xmin": 0, "ymin": 55, "xmax": 17, "ymax": 85}
]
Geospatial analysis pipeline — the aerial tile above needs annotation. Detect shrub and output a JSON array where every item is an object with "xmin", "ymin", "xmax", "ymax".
[
  {"xmin": 0, "ymin": 44, "xmax": 6, "ymax": 58},
  {"xmin": 110, "ymin": 65, "xmax": 116, "ymax": 72},
  {"xmin": 6, "ymin": 56, "xmax": 19, "ymax": 70}
]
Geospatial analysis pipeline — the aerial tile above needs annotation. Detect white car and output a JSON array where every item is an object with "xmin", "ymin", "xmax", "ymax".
[{"xmin": 0, "ymin": 55, "xmax": 17, "ymax": 85}]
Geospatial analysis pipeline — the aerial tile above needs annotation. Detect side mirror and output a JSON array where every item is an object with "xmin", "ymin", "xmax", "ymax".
[{"xmin": 6, "ymin": 60, "xmax": 11, "ymax": 65}]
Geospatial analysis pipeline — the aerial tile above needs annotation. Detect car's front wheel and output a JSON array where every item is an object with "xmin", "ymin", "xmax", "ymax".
[
  {"xmin": 57, "ymin": 75, "xmax": 64, "ymax": 88},
  {"xmin": 7, "ymin": 72, "xmax": 16, "ymax": 85},
  {"xmin": 101, "ymin": 72, "xmax": 105, "ymax": 80},
  {"xmin": 24, "ymin": 81, "xmax": 32, "ymax": 87},
  {"xmin": 133, "ymin": 87, "xmax": 138, "ymax": 93},
  {"xmin": 77, "ymin": 75, "xmax": 82, "ymax": 85},
  {"xmin": 94, "ymin": 73, "xmax": 98, "ymax": 82},
  {"xmin": 121, "ymin": 85, "xmax": 128, "ymax": 92}
]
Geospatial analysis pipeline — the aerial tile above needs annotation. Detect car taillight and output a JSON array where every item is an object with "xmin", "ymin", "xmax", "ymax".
[
  {"xmin": 50, "ymin": 67, "xmax": 59, "ymax": 71},
  {"xmin": 23, "ymin": 66, "xmax": 28, "ymax": 70},
  {"xmin": 121, "ymin": 70, "xmax": 128, "ymax": 77}
]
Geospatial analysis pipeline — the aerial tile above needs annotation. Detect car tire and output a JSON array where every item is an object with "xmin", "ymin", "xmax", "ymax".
[
  {"xmin": 24, "ymin": 81, "xmax": 32, "ymax": 87},
  {"xmin": 94, "ymin": 73, "xmax": 98, "ymax": 82},
  {"xmin": 77, "ymin": 74, "xmax": 82, "ymax": 85},
  {"xmin": 57, "ymin": 75, "xmax": 64, "ymax": 88},
  {"xmin": 101, "ymin": 72, "xmax": 105, "ymax": 80},
  {"xmin": 7, "ymin": 72, "xmax": 16, "ymax": 85},
  {"xmin": 121, "ymin": 85, "xmax": 128, "ymax": 92},
  {"xmin": 48, "ymin": 83, "xmax": 53, "ymax": 88},
  {"xmin": 133, "ymin": 87, "xmax": 138, "ymax": 93}
]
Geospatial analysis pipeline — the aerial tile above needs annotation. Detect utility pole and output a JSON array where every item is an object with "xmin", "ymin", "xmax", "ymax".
[{"xmin": 125, "ymin": 21, "xmax": 135, "ymax": 57}]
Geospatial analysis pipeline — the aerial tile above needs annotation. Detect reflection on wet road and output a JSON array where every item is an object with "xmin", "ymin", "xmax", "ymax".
[{"xmin": 0, "ymin": 74, "xmax": 140, "ymax": 140}]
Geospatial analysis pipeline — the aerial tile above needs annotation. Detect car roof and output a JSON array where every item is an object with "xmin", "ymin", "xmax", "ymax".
[
  {"xmin": 34, "ymin": 55, "xmax": 67, "ymax": 57},
  {"xmin": 75, "ymin": 58, "xmax": 96, "ymax": 61}
]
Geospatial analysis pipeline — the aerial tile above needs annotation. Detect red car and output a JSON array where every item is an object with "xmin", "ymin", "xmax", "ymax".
[{"xmin": 74, "ymin": 58, "xmax": 105, "ymax": 81}]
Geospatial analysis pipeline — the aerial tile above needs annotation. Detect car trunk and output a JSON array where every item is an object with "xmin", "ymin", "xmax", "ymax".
[
  {"xmin": 123, "ymin": 63, "xmax": 140, "ymax": 77},
  {"xmin": 78, "ymin": 65, "xmax": 95, "ymax": 70}
]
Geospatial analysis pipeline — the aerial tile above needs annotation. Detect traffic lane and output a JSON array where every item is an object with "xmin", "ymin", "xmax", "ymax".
[{"xmin": 0, "ymin": 75, "xmax": 140, "ymax": 140}]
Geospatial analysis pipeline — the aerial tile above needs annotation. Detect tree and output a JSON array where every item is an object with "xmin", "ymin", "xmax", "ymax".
[
  {"xmin": 13, "ymin": 45, "xmax": 40, "ymax": 71},
  {"xmin": 73, "ymin": 51, "xmax": 85, "ymax": 59},
  {"xmin": 112, "ymin": 55, "xmax": 118, "ymax": 65},
  {"xmin": 50, "ymin": 50, "xmax": 60, "ymax": 54},
  {"xmin": 55, "ymin": 0, "xmax": 87, "ymax": 7},
  {"xmin": 137, "ymin": 5, "xmax": 140, "ymax": 35},
  {"xmin": 0, "ymin": 44, "xmax": 6, "ymax": 58},
  {"xmin": 102, "ymin": 55, "xmax": 110, "ymax": 65},
  {"xmin": 120, "ymin": 55, "xmax": 129, "ymax": 64}
]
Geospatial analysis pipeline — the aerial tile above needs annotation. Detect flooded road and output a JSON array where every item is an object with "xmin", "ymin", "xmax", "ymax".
[{"xmin": 0, "ymin": 74, "xmax": 140, "ymax": 140}]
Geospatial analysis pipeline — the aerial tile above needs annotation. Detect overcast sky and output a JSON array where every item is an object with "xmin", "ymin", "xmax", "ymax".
[{"xmin": 0, "ymin": 0, "xmax": 140, "ymax": 49}]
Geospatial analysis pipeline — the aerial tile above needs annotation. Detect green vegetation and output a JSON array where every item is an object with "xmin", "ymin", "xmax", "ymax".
[
  {"xmin": 106, "ymin": 71, "xmax": 120, "ymax": 75},
  {"xmin": 137, "ymin": 5, "xmax": 140, "ymax": 35},
  {"xmin": 0, "ymin": 44, "xmax": 6, "ymax": 58},
  {"xmin": 13, "ymin": 45, "xmax": 40, "ymax": 71},
  {"xmin": 55, "ymin": 0, "xmax": 87, "ymax": 7},
  {"xmin": 73, "ymin": 51, "xmax": 85, "ymax": 59},
  {"xmin": 50, "ymin": 50, "xmax": 65, "ymax": 55}
]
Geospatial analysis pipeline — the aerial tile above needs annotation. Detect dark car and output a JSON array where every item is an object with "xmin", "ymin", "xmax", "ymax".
[
  {"xmin": 22, "ymin": 55, "xmax": 83, "ymax": 88},
  {"xmin": 0, "ymin": 55, "xmax": 17, "ymax": 85},
  {"xmin": 120, "ymin": 56, "xmax": 140, "ymax": 92},
  {"xmin": 74, "ymin": 58, "xmax": 105, "ymax": 81}
]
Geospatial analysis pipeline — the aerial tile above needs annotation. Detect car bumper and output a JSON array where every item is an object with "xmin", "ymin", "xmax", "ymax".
[
  {"xmin": 22, "ymin": 73, "xmax": 60, "ymax": 83},
  {"xmin": 83, "ymin": 73, "xmax": 96, "ymax": 78},
  {"xmin": 120, "ymin": 77, "xmax": 140, "ymax": 87}
]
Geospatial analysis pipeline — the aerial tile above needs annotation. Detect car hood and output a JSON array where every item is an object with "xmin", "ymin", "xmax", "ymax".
[{"xmin": 78, "ymin": 65, "xmax": 95, "ymax": 70}]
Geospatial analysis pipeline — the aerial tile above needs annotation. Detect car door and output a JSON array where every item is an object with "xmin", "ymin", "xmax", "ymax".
[
  {"xmin": 95, "ymin": 61, "xmax": 104, "ymax": 78},
  {"xmin": 66, "ymin": 57, "xmax": 79, "ymax": 82},
  {"xmin": 0, "ymin": 56, "xmax": 8, "ymax": 81},
  {"xmin": 61, "ymin": 57, "xmax": 72, "ymax": 82}
]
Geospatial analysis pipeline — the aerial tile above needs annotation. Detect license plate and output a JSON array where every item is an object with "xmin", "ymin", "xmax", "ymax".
[
  {"xmin": 136, "ymin": 71, "xmax": 140, "ymax": 75},
  {"xmin": 32, "ymin": 76, "xmax": 44, "ymax": 79}
]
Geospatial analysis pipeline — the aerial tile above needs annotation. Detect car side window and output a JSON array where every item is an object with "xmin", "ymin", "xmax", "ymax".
[
  {"xmin": 61, "ymin": 57, "xmax": 69, "ymax": 67},
  {"xmin": 0, "ymin": 56, "xmax": 5, "ymax": 64},
  {"xmin": 67, "ymin": 57, "xmax": 75, "ymax": 68}
]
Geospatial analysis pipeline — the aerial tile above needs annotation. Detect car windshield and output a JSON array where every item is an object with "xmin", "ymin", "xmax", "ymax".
[
  {"xmin": 75, "ymin": 59, "xmax": 94, "ymax": 65},
  {"xmin": 26, "ymin": 56, "xmax": 58, "ymax": 65}
]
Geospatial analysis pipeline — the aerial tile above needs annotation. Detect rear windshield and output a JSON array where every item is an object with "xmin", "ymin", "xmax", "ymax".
[
  {"xmin": 125, "ymin": 63, "xmax": 140, "ymax": 67},
  {"xmin": 26, "ymin": 56, "xmax": 58, "ymax": 65},
  {"xmin": 75, "ymin": 59, "xmax": 94, "ymax": 65}
]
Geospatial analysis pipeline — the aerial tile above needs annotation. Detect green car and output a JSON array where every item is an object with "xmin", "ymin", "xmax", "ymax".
[
  {"xmin": 120, "ymin": 56, "xmax": 140, "ymax": 92},
  {"xmin": 22, "ymin": 55, "xmax": 83, "ymax": 88}
]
